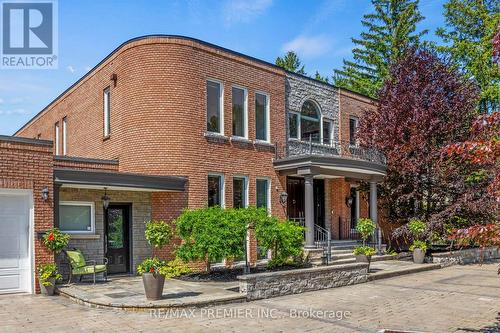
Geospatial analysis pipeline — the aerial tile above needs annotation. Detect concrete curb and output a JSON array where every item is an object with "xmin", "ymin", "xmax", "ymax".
[{"xmin": 368, "ymin": 263, "xmax": 442, "ymax": 282}]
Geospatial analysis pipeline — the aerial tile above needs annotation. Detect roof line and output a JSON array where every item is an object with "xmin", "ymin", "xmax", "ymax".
[
  {"xmin": 14, "ymin": 35, "xmax": 376, "ymax": 135},
  {"xmin": 0, "ymin": 134, "xmax": 52, "ymax": 146}
]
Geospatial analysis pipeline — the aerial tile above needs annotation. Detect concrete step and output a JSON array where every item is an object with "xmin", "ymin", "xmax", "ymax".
[
  {"xmin": 331, "ymin": 249, "xmax": 355, "ymax": 255},
  {"xmin": 368, "ymin": 263, "xmax": 441, "ymax": 281},
  {"xmin": 331, "ymin": 252, "xmax": 356, "ymax": 260},
  {"xmin": 329, "ymin": 258, "xmax": 357, "ymax": 265}
]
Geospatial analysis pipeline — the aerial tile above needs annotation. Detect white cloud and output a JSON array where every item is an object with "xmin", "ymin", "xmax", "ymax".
[
  {"xmin": 224, "ymin": 0, "xmax": 273, "ymax": 24},
  {"xmin": 67, "ymin": 65, "xmax": 76, "ymax": 73},
  {"xmin": 0, "ymin": 108, "xmax": 29, "ymax": 115},
  {"xmin": 282, "ymin": 35, "xmax": 332, "ymax": 58}
]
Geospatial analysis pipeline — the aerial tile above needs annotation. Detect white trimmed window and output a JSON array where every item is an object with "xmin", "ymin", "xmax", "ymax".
[
  {"xmin": 207, "ymin": 80, "xmax": 223, "ymax": 134},
  {"xmin": 54, "ymin": 121, "xmax": 60, "ymax": 155},
  {"xmin": 233, "ymin": 176, "xmax": 248, "ymax": 208},
  {"xmin": 256, "ymin": 177, "xmax": 270, "ymax": 211},
  {"xmin": 255, "ymin": 92, "xmax": 270, "ymax": 142},
  {"xmin": 232, "ymin": 86, "xmax": 248, "ymax": 138},
  {"xmin": 62, "ymin": 117, "xmax": 67, "ymax": 155},
  {"xmin": 208, "ymin": 173, "xmax": 224, "ymax": 207},
  {"xmin": 322, "ymin": 119, "xmax": 333, "ymax": 145},
  {"xmin": 349, "ymin": 116, "xmax": 359, "ymax": 146},
  {"xmin": 103, "ymin": 87, "xmax": 111, "ymax": 137},
  {"xmin": 59, "ymin": 201, "xmax": 95, "ymax": 234}
]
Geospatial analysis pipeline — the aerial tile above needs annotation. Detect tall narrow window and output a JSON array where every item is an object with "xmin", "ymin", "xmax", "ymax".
[
  {"xmin": 256, "ymin": 178, "xmax": 270, "ymax": 211},
  {"xmin": 207, "ymin": 80, "xmax": 223, "ymax": 134},
  {"xmin": 208, "ymin": 174, "xmax": 224, "ymax": 207},
  {"xmin": 232, "ymin": 87, "xmax": 246, "ymax": 137},
  {"xmin": 62, "ymin": 117, "xmax": 67, "ymax": 155},
  {"xmin": 301, "ymin": 100, "xmax": 320, "ymax": 143},
  {"xmin": 233, "ymin": 177, "xmax": 248, "ymax": 208},
  {"xmin": 255, "ymin": 92, "xmax": 269, "ymax": 141},
  {"xmin": 323, "ymin": 120, "xmax": 332, "ymax": 145},
  {"xmin": 349, "ymin": 117, "xmax": 358, "ymax": 145},
  {"xmin": 103, "ymin": 87, "xmax": 111, "ymax": 137},
  {"xmin": 288, "ymin": 113, "xmax": 298, "ymax": 139},
  {"xmin": 54, "ymin": 121, "xmax": 60, "ymax": 155}
]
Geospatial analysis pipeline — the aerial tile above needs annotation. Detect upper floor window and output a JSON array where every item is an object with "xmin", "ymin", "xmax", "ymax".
[
  {"xmin": 288, "ymin": 113, "xmax": 298, "ymax": 139},
  {"xmin": 62, "ymin": 117, "xmax": 67, "ymax": 155},
  {"xmin": 349, "ymin": 116, "xmax": 358, "ymax": 146},
  {"xmin": 255, "ymin": 92, "xmax": 269, "ymax": 142},
  {"xmin": 103, "ymin": 87, "xmax": 111, "ymax": 137},
  {"xmin": 323, "ymin": 119, "xmax": 332, "ymax": 145},
  {"xmin": 54, "ymin": 121, "xmax": 60, "ymax": 155},
  {"xmin": 232, "ymin": 86, "xmax": 247, "ymax": 138},
  {"xmin": 300, "ymin": 100, "xmax": 321, "ymax": 143},
  {"xmin": 207, "ymin": 80, "xmax": 223, "ymax": 134},
  {"xmin": 208, "ymin": 173, "xmax": 224, "ymax": 207}
]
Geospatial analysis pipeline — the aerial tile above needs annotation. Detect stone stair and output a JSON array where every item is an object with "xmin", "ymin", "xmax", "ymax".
[{"xmin": 322, "ymin": 240, "xmax": 390, "ymax": 265}]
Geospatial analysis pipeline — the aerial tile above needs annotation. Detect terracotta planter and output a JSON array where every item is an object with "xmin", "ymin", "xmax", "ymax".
[
  {"xmin": 142, "ymin": 273, "xmax": 165, "ymax": 300},
  {"xmin": 355, "ymin": 254, "xmax": 372, "ymax": 270},
  {"xmin": 39, "ymin": 277, "xmax": 56, "ymax": 296},
  {"xmin": 413, "ymin": 248, "xmax": 425, "ymax": 264}
]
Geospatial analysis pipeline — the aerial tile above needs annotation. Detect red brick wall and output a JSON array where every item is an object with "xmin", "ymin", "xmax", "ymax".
[
  {"xmin": 53, "ymin": 156, "xmax": 119, "ymax": 171},
  {"xmin": 338, "ymin": 89, "xmax": 377, "ymax": 143},
  {"xmin": 0, "ymin": 137, "xmax": 54, "ymax": 293}
]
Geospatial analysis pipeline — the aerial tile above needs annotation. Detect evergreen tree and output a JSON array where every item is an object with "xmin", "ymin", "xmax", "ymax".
[
  {"xmin": 334, "ymin": 0, "xmax": 427, "ymax": 98},
  {"xmin": 314, "ymin": 71, "xmax": 329, "ymax": 83},
  {"xmin": 436, "ymin": 0, "xmax": 499, "ymax": 113},
  {"xmin": 275, "ymin": 51, "xmax": 306, "ymax": 75}
]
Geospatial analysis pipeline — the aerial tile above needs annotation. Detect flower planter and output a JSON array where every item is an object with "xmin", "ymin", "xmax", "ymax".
[
  {"xmin": 142, "ymin": 272, "xmax": 165, "ymax": 300},
  {"xmin": 413, "ymin": 248, "xmax": 425, "ymax": 264},
  {"xmin": 355, "ymin": 254, "xmax": 372, "ymax": 270},
  {"xmin": 39, "ymin": 277, "xmax": 56, "ymax": 296}
]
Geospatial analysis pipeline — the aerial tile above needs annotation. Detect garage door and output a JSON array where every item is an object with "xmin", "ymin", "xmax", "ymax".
[{"xmin": 0, "ymin": 189, "xmax": 32, "ymax": 294}]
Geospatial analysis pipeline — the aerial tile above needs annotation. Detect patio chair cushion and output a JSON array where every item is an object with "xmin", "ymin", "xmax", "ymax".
[
  {"xmin": 72, "ymin": 264, "xmax": 107, "ymax": 275},
  {"xmin": 66, "ymin": 250, "xmax": 86, "ymax": 268}
]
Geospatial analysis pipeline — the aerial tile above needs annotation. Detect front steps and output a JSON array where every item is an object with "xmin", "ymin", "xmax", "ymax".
[{"xmin": 320, "ymin": 240, "xmax": 390, "ymax": 265}]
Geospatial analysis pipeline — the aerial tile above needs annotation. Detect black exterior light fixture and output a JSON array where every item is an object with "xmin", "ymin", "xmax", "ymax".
[
  {"xmin": 102, "ymin": 188, "xmax": 111, "ymax": 210},
  {"xmin": 345, "ymin": 196, "xmax": 353, "ymax": 207},
  {"xmin": 41, "ymin": 187, "xmax": 49, "ymax": 201},
  {"xmin": 279, "ymin": 191, "xmax": 288, "ymax": 206}
]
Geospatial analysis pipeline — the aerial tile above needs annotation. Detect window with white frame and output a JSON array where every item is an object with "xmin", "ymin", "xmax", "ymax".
[
  {"xmin": 233, "ymin": 176, "xmax": 248, "ymax": 208},
  {"xmin": 256, "ymin": 178, "xmax": 270, "ymax": 211},
  {"xmin": 322, "ymin": 119, "xmax": 332, "ymax": 145},
  {"xmin": 300, "ymin": 100, "xmax": 321, "ymax": 143},
  {"xmin": 232, "ymin": 86, "xmax": 247, "ymax": 138},
  {"xmin": 54, "ymin": 121, "xmax": 60, "ymax": 155},
  {"xmin": 349, "ymin": 116, "xmax": 358, "ymax": 146},
  {"xmin": 103, "ymin": 87, "xmax": 111, "ymax": 137},
  {"xmin": 59, "ymin": 201, "xmax": 95, "ymax": 233},
  {"xmin": 207, "ymin": 80, "xmax": 223, "ymax": 134},
  {"xmin": 255, "ymin": 92, "xmax": 269, "ymax": 141},
  {"xmin": 62, "ymin": 117, "xmax": 67, "ymax": 155},
  {"xmin": 208, "ymin": 174, "xmax": 224, "ymax": 207}
]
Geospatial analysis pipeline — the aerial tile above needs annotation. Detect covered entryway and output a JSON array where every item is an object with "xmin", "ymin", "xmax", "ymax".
[{"xmin": 0, "ymin": 189, "xmax": 33, "ymax": 294}]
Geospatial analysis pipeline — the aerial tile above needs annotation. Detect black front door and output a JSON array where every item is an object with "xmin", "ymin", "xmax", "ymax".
[
  {"xmin": 313, "ymin": 179, "xmax": 325, "ymax": 229},
  {"xmin": 105, "ymin": 205, "xmax": 130, "ymax": 274},
  {"xmin": 286, "ymin": 177, "xmax": 325, "ymax": 228}
]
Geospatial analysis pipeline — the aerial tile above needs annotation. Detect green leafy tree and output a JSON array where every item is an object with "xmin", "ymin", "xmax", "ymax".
[
  {"xmin": 436, "ymin": 0, "xmax": 499, "ymax": 113},
  {"xmin": 144, "ymin": 220, "xmax": 173, "ymax": 249},
  {"xmin": 314, "ymin": 71, "xmax": 330, "ymax": 83},
  {"xmin": 334, "ymin": 0, "xmax": 427, "ymax": 98},
  {"xmin": 275, "ymin": 51, "xmax": 306, "ymax": 75}
]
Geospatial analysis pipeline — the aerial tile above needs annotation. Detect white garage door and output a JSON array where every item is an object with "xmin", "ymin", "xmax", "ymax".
[{"xmin": 0, "ymin": 189, "xmax": 32, "ymax": 294}]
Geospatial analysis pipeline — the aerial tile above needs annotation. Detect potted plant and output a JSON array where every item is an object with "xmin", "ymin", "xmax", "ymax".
[
  {"xmin": 37, "ymin": 263, "xmax": 62, "ymax": 296},
  {"xmin": 138, "ymin": 220, "xmax": 173, "ymax": 300},
  {"xmin": 408, "ymin": 219, "xmax": 427, "ymax": 264},
  {"xmin": 42, "ymin": 228, "xmax": 70, "ymax": 253},
  {"xmin": 353, "ymin": 218, "xmax": 376, "ymax": 268}
]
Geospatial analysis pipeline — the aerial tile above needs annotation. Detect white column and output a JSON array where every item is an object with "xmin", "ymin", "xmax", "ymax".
[
  {"xmin": 304, "ymin": 174, "xmax": 315, "ymax": 248},
  {"xmin": 370, "ymin": 181, "xmax": 382, "ymax": 254}
]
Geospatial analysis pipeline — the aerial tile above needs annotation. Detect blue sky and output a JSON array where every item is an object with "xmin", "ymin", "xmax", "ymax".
[{"xmin": 0, "ymin": 0, "xmax": 446, "ymax": 135}]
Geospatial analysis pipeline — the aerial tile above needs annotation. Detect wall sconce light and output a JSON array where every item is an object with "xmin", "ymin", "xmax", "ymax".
[
  {"xmin": 279, "ymin": 191, "xmax": 288, "ymax": 206},
  {"xmin": 41, "ymin": 187, "xmax": 49, "ymax": 201},
  {"xmin": 345, "ymin": 196, "xmax": 353, "ymax": 207},
  {"xmin": 102, "ymin": 188, "xmax": 111, "ymax": 210}
]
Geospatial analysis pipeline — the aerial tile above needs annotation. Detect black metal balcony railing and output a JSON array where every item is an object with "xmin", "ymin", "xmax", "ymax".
[{"xmin": 275, "ymin": 135, "xmax": 387, "ymax": 165}]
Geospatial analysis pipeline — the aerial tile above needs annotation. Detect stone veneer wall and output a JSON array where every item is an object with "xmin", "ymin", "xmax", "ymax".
[
  {"xmin": 238, "ymin": 263, "xmax": 368, "ymax": 300},
  {"xmin": 431, "ymin": 247, "xmax": 499, "ymax": 267},
  {"xmin": 57, "ymin": 188, "xmax": 152, "ymax": 276}
]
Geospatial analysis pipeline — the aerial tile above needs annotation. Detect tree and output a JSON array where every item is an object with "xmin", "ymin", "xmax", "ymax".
[
  {"xmin": 314, "ymin": 71, "xmax": 329, "ymax": 83},
  {"xmin": 358, "ymin": 48, "xmax": 480, "ymax": 236},
  {"xmin": 436, "ymin": 0, "xmax": 499, "ymax": 113},
  {"xmin": 275, "ymin": 51, "xmax": 306, "ymax": 75},
  {"xmin": 334, "ymin": 0, "xmax": 427, "ymax": 98}
]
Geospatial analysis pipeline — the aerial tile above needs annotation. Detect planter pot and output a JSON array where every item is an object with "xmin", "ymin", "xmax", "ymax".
[
  {"xmin": 355, "ymin": 254, "xmax": 372, "ymax": 270},
  {"xmin": 142, "ymin": 273, "xmax": 165, "ymax": 300},
  {"xmin": 39, "ymin": 277, "xmax": 56, "ymax": 296},
  {"xmin": 413, "ymin": 248, "xmax": 425, "ymax": 264}
]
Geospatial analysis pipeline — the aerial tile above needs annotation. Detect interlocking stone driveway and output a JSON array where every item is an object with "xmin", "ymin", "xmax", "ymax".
[{"xmin": 1, "ymin": 263, "xmax": 498, "ymax": 333}]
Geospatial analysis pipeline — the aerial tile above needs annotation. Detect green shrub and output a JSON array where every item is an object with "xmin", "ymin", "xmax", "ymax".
[
  {"xmin": 42, "ymin": 228, "xmax": 70, "ymax": 253},
  {"xmin": 158, "ymin": 258, "xmax": 192, "ymax": 278},
  {"xmin": 408, "ymin": 219, "xmax": 426, "ymax": 240},
  {"xmin": 409, "ymin": 240, "xmax": 427, "ymax": 252},
  {"xmin": 37, "ymin": 263, "xmax": 62, "ymax": 286},
  {"xmin": 356, "ymin": 218, "xmax": 376, "ymax": 245},
  {"xmin": 145, "ymin": 220, "xmax": 173, "ymax": 248},
  {"xmin": 353, "ymin": 246, "xmax": 376, "ymax": 256}
]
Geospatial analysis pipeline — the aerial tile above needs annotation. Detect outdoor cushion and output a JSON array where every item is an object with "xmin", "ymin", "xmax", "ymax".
[
  {"xmin": 66, "ymin": 250, "xmax": 86, "ymax": 268},
  {"xmin": 72, "ymin": 264, "xmax": 107, "ymax": 275}
]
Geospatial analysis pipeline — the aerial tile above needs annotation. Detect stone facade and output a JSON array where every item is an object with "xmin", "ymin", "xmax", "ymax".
[
  {"xmin": 431, "ymin": 247, "xmax": 499, "ymax": 267},
  {"xmin": 58, "ymin": 188, "xmax": 152, "ymax": 275},
  {"xmin": 238, "ymin": 263, "xmax": 368, "ymax": 300}
]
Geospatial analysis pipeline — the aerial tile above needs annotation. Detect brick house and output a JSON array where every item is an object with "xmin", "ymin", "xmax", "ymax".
[{"xmin": 0, "ymin": 35, "xmax": 386, "ymax": 294}]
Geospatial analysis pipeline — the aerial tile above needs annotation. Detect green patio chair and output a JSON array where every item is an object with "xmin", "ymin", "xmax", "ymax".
[{"xmin": 63, "ymin": 249, "xmax": 108, "ymax": 284}]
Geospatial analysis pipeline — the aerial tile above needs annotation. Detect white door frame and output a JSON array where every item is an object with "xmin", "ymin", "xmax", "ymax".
[{"xmin": 0, "ymin": 188, "xmax": 35, "ymax": 294}]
